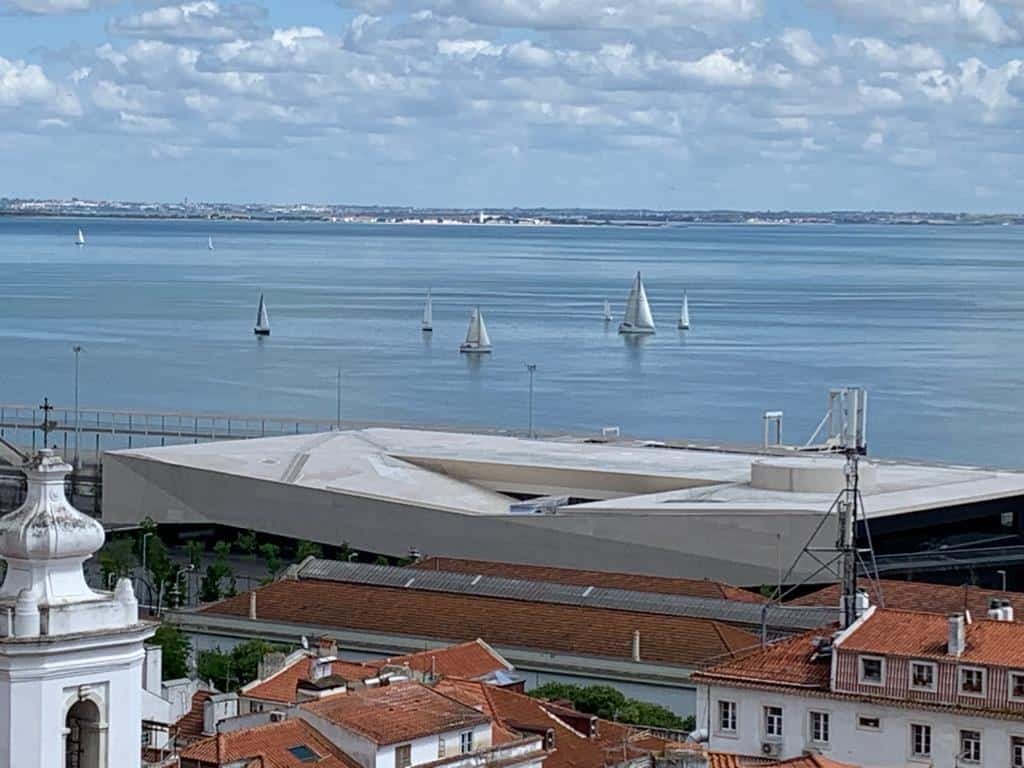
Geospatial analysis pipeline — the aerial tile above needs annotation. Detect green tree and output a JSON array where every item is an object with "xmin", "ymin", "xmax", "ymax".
[
  {"xmin": 295, "ymin": 540, "xmax": 323, "ymax": 562},
  {"xmin": 530, "ymin": 683, "xmax": 684, "ymax": 730},
  {"xmin": 200, "ymin": 561, "xmax": 232, "ymax": 602},
  {"xmin": 152, "ymin": 624, "xmax": 191, "ymax": 680},
  {"xmin": 374, "ymin": 555, "xmax": 390, "ymax": 566},
  {"xmin": 197, "ymin": 639, "xmax": 287, "ymax": 692},
  {"xmin": 185, "ymin": 539, "xmax": 205, "ymax": 569},
  {"xmin": 99, "ymin": 538, "xmax": 136, "ymax": 585},
  {"xmin": 236, "ymin": 531, "xmax": 258, "ymax": 558},
  {"xmin": 145, "ymin": 534, "xmax": 178, "ymax": 610},
  {"xmin": 259, "ymin": 542, "xmax": 282, "ymax": 576},
  {"xmin": 213, "ymin": 540, "xmax": 232, "ymax": 560}
]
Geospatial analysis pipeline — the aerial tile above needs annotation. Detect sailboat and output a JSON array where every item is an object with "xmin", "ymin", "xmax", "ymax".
[
  {"xmin": 422, "ymin": 289, "xmax": 433, "ymax": 332},
  {"xmin": 254, "ymin": 293, "xmax": 270, "ymax": 336},
  {"xmin": 602, "ymin": 299, "xmax": 613, "ymax": 322},
  {"xmin": 459, "ymin": 306, "xmax": 492, "ymax": 354},
  {"xmin": 75, "ymin": 228, "xmax": 85, "ymax": 246},
  {"xmin": 678, "ymin": 291, "xmax": 690, "ymax": 330},
  {"xmin": 618, "ymin": 272, "xmax": 655, "ymax": 335},
  {"xmin": 208, "ymin": 235, "xmax": 214, "ymax": 251}
]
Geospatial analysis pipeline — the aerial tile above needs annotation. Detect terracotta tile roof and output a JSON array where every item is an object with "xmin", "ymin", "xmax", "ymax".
[
  {"xmin": 303, "ymin": 681, "xmax": 490, "ymax": 745},
  {"xmin": 202, "ymin": 580, "xmax": 758, "ymax": 668},
  {"xmin": 380, "ymin": 639, "xmax": 512, "ymax": 680},
  {"xmin": 434, "ymin": 679, "xmax": 657, "ymax": 768},
  {"xmin": 180, "ymin": 718, "xmax": 357, "ymax": 768},
  {"xmin": 414, "ymin": 557, "xmax": 764, "ymax": 603},
  {"xmin": 840, "ymin": 607, "xmax": 1024, "ymax": 666},
  {"xmin": 175, "ymin": 690, "xmax": 214, "ymax": 744},
  {"xmin": 662, "ymin": 746, "xmax": 857, "ymax": 768},
  {"xmin": 244, "ymin": 654, "xmax": 379, "ymax": 705},
  {"xmin": 789, "ymin": 579, "xmax": 1024, "ymax": 620},
  {"xmin": 692, "ymin": 629, "xmax": 834, "ymax": 689},
  {"xmin": 770, "ymin": 757, "xmax": 859, "ymax": 768}
]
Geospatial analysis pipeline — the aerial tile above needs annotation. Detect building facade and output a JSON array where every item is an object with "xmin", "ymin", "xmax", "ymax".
[{"xmin": 694, "ymin": 604, "xmax": 1024, "ymax": 767}]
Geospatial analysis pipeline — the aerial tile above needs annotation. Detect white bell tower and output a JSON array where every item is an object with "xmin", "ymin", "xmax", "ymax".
[{"xmin": 0, "ymin": 449, "xmax": 155, "ymax": 768}]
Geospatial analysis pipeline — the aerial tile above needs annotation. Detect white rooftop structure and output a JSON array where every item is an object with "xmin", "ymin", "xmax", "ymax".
[{"xmin": 102, "ymin": 428, "xmax": 1024, "ymax": 584}]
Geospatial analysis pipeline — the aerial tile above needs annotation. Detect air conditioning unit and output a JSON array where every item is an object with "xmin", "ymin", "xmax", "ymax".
[
  {"xmin": 269, "ymin": 711, "xmax": 287, "ymax": 722},
  {"xmin": 761, "ymin": 742, "xmax": 782, "ymax": 758}
]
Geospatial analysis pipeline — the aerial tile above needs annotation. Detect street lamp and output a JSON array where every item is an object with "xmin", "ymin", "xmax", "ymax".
[
  {"xmin": 526, "ymin": 364, "xmax": 537, "ymax": 439},
  {"xmin": 336, "ymin": 366, "xmax": 342, "ymax": 430},
  {"xmin": 72, "ymin": 345, "xmax": 83, "ymax": 468},
  {"xmin": 998, "ymin": 569, "xmax": 1007, "ymax": 592}
]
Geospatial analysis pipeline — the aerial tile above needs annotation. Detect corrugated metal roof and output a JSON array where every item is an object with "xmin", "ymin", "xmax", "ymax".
[{"xmin": 296, "ymin": 560, "xmax": 834, "ymax": 631}]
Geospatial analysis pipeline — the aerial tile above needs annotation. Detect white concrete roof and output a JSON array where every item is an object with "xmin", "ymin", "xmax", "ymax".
[{"xmin": 110, "ymin": 427, "xmax": 1024, "ymax": 519}]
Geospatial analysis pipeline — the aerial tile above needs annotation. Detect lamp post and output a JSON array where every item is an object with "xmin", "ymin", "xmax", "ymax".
[
  {"xmin": 998, "ymin": 569, "xmax": 1008, "ymax": 592},
  {"xmin": 141, "ymin": 532, "xmax": 153, "ymax": 579},
  {"xmin": 526, "ymin": 364, "xmax": 537, "ymax": 439},
  {"xmin": 336, "ymin": 367, "xmax": 342, "ymax": 430},
  {"xmin": 72, "ymin": 345, "xmax": 83, "ymax": 468}
]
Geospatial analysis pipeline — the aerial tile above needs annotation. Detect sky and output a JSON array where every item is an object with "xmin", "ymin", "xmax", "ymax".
[{"xmin": 2, "ymin": 1, "xmax": 1024, "ymax": 210}]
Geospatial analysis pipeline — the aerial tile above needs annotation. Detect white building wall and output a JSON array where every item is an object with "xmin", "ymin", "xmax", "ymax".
[{"xmin": 697, "ymin": 683, "xmax": 1024, "ymax": 768}]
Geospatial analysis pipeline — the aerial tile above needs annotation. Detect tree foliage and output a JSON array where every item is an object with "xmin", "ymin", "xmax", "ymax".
[
  {"xmin": 295, "ymin": 540, "xmax": 323, "ymax": 561},
  {"xmin": 185, "ymin": 539, "xmax": 205, "ymax": 568},
  {"xmin": 152, "ymin": 624, "xmax": 191, "ymax": 680},
  {"xmin": 99, "ymin": 537, "xmax": 136, "ymax": 584},
  {"xmin": 235, "ymin": 531, "xmax": 258, "ymax": 558},
  {"xmin": 200, "ymin": 540, "xmax": 235, "ymax": 603},
  {"xmin": 259, "ymin": 542, "xmax": 282, "ymax": 575},
  {"xmin": 529, "ymin": 683, "xmax": 685, "ymax": 730},
  {"xmin": 197, "ymin": 639, "xmax": 287, "ymax": 692}
]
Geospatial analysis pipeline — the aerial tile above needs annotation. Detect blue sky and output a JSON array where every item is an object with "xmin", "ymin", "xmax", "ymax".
[{"xmin": 3, "ymin": 0, "xmax": 1024, "ymax": 210}]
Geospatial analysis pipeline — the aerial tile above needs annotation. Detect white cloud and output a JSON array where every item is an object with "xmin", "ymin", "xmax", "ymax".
[
  {"xmin": 0, "ymin": 0, "xmax": 93, "ymax": 14},
  {"xmin": 109, "ymin": 1, "xmax": 266, "ymax": 42},
  {"xmin": 824, "ymin": 0, "xmax": 1020, "ymax": 45},
  {"xmin": 437, "ymin": 39, "xmax": 504, "ymax": 59},
  {"xmin": 836, "ymin": 36, "xmax": 944, "ymax": 70},
  {"xmin": 0, "ymin": 56, "xmax": 81, "ymax": 115},
  {"xmin": 779, "ymin": 28, "xmax": 823, "ymax": 67}
]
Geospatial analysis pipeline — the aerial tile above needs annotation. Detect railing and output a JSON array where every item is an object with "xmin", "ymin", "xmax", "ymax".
[{"xmin": 0, "ymin": 403, "xmax": 342, "ymax": 452}]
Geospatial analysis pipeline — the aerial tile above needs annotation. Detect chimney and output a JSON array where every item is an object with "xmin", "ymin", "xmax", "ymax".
[
  {"xmin": 948, "ymin": 613, "xmax": 966, "ymax": 657},
  {"xmin": 988, "ymin": 598, "xmax": 1003, "ymax": 621},
  {"xmin": 316, "ymin": 636, "xmax": 338, "ymax": 658},
  {"xmin": 1004, "ymin": 600, "xmax": 1015, "ymax": 622},
  {"xmin": 855, "ymin": 588, "xmax": 871, "ymax": 618},
  {"xmin": 249, "ymin": 590, "xmax": 257, "ymax": 620},
  {"xmin": 631, "ymin": 630, "xmax": 641, "ymax": 662}
]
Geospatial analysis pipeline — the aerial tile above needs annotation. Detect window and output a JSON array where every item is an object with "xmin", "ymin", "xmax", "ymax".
[
  {"xmin": 717, "ymin": 700, "xmax": 737, "ymax": 734},
  {"xmin": 809, "ymin": 711, "xmax": 830, "ymax": 744},
  {"xmin": 763, "ymin": 706, "xmax": 783, "ymax": 740},
  {"xmin": 395, "ymin": 744, "xmax": 412, "ymax": 768},
  {"xmin": 460, "ymin": 730, "xmax": 474, "ymax": 754},
  {"xmin": 1011, "ymin": 672, "xmax": 1024, "ymax": 700},
  {"xmin": 959, "ymin": 730, "xmax": 981, "ymax": 763},
  {"xmin": 288, "ymin": 745, "xmax": 320, "ymax": 764},
  {"xmin": 438, "ymin": 736, "xmax": 446, "ymax": 759},
  {"xmin": 910, "ymin": 662, "xmax": 936, "ymax": 691},
  {"xmin": 910, "ymin": 724, "xmax": 931, "ymax": 759},
  {"xmin": 960, "ymin": 667, "xmax": 986, "ymax": 696},
  {"xmin": 1012, "ymin": 736, "xmax": 1024, "ymax": 768},
  {"xmin": 857, "ymin": 714, "xmax": 880, "ymax": 731},
  {"xmin": 859, "ymin": 656, "xmax": 884, "ymax": 685}
]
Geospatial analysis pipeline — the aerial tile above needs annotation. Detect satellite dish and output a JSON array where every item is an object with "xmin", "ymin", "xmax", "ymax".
[{"xmin": 301, "ymin": 636, "xmax": 309, "ymax": 650}]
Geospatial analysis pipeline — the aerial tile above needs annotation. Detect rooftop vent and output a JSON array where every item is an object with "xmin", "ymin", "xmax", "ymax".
[{"xmin": 750, "ymin": 456, "xmax": 877, "ymax": 493}]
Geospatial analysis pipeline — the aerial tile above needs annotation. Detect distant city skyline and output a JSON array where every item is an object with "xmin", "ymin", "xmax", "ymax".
[{"xmin": 2, "ymin": 1, "xmax": 1024, "ymax": 211}]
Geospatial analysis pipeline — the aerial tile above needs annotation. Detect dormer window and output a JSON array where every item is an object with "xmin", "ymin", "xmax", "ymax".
[
  {"xmin": 858, "ymin": 655, "xmax": 884, "ymax": 685},
  {"xmin": 959, "ymin": 667, "xmax": 986, "ymax": 696},
  {"xmin": 910, "ymin": 661, "xmax": 936, "ymax": 692}
]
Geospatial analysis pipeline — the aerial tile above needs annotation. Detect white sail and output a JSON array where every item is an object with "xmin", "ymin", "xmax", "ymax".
[
  {"xmin": 208, "ymin": 236, "xmax": 214, "ymax": 251},
  {"xmin": 603, "ymin": 299, "xmax": 613, "ymax": 321},
  {"xmin": 75, "ymin": 228, "xmax": 85, "ymax": 246},
  {"xmin": 254, "ymin": 293, "xmax": 270, "ymax": 335},
  {"xmin": 422, "ymin": 289, "xmax": 433, "ymax": 331},
  {"xmin": 460, "ymin": 306, "xmax": 492, "ymax": 353},
  {"xmin": 619, "ymin": 272, "xmax": 655, "ymax": 334},
  {"xmin": 678, "ymin": 291, "xmax": 690, "ymax": 330}
]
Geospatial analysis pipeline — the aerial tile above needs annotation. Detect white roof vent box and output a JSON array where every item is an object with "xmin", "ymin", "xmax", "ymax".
[{"xmin": 750, "ymin": 456, "xmax": 878, "ymax": 494}]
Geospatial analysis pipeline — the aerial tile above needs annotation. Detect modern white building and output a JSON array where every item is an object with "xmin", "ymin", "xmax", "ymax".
[
  {"xmin": 693, "ymin": 600, "xmax": 1024, "ymax": 767},
  {"xmin": 0, "ymin": 449, "xmax": 156, "ymax": 768}
]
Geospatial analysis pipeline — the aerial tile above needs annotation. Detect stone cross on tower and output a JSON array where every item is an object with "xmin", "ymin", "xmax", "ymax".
[{"xmin": 0, "ymin": 449, "xmax": 154, "ymax": 768}]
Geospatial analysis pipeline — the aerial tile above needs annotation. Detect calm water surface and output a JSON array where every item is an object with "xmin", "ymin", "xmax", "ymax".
[{"xmin": 0, "ymin": 217, "xmax": 1021, "ymax": 467}]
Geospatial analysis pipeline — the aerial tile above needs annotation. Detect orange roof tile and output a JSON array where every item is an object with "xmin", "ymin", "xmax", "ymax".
[
  {"xmin": 693, "ymin": 629, "xmax": 834, "ymax": 689},
  {"xmin": 414, "ymin": 557, "xmax": 764, "ymax": 603},
  {"xmin": 175, "ymin": 690, "xmax": 214, "ymax": 744},
  {"xmin": 180, "ymin": 718, "xmax": 357, "ymax": 768},
  {"xmin": 202, "ymin": 580, "xmax": 758, "ymax": 668},
  {"xmin": 435, "ymin": 679, "xmax": 655, "ymax": 768},
  {"xmin": 244, "ymin": 654, "xmax": 379, "ymax": 705},
  {"xmin": 789, "ymin": 579, "xmax": 1024, "ymax": 620},
  {"xmin": 303, "ymin": 681, "xmax": 490, "ymax": 745},
  {"xmin": 380, "ymin": 639, "xmax": 511, "ymax": 680},
  {"xmin": 840, "ymin": 607, "xmax": 1024, "ymax": 666}
]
